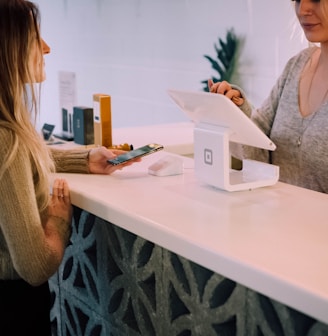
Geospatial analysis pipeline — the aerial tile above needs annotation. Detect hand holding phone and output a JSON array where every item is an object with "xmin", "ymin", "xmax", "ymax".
[{"xmin": 107, "ymin": 143, "xmax": 164, "ymax": 166}]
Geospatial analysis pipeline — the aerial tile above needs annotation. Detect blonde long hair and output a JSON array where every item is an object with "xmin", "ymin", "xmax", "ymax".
[{"xmin": 0, "ymin": 0, "xmax": 54, "ymax": 212}]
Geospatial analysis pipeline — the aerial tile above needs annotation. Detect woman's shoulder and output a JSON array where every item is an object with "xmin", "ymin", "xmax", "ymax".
[
  {"xmin": 279, "ymin": 46, "xmax": 317, "ymax": 80},
  {"xmin": 287, "ymin": 46, "xmax": 318, "ymax": 66}
]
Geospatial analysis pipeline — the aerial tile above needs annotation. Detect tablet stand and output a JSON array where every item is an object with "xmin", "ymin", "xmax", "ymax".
[{"xmin": 194, "ymin": 122, "xmax": 279, "ymax": 192}]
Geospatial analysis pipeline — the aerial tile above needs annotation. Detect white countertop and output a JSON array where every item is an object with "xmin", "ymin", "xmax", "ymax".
[
  {"xmin": 55, "ymin": 151, "xmax": 328, "ymax": 325},
  {"xmin": 54, "ymin": 122, "xmax": 328, "ymax": 324}
]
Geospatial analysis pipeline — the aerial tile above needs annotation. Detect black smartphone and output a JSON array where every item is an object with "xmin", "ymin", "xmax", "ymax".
[{"xmin": 107, "ymin": 143, "xmax": 164, "ymax": 166}]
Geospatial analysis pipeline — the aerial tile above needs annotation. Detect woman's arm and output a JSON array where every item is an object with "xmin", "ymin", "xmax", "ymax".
[
  {"xmin": 0, "ymin": 144, "xmax": 71, "ymax": 286},
  {"xmin": 50, "ymin": 146, "xmax": 140, "ymax": 174}
]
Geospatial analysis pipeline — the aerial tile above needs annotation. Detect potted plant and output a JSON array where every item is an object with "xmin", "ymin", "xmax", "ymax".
[{"xmin": 201, "ymin": 28, "xmax": 244, "ymax": 91}]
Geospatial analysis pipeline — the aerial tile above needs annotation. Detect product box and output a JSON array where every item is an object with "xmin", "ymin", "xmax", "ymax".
[
  {"xmin": 73, "ymin": 106, "xmax": 94, "ymax": 145},
  {"xmin": 93, "ymin": 94, "xmax": 112, "ymax": 147}
]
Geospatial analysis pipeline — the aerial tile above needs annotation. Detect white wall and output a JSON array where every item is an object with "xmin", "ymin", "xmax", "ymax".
[{"xmin": 35, "ymin": 0, "xmax": 307, "ymax": 131}]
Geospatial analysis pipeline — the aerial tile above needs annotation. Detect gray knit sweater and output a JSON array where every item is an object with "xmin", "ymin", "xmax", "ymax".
[{"xmin": 236, "ymin": 47, "xmax": 328, "ymax": 194}]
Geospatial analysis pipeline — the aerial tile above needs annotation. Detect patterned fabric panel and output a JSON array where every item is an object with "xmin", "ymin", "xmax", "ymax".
[{"xmin": 49, "ymin": 207, "xmax": 328, "ymax": 336}]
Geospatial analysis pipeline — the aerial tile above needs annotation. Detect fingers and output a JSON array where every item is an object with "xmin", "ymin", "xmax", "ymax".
[
  {"xmin": 208, "ymin": 80, "xmax": 244, "ymax": 106},
  {"xmin": 62, "ymin": 180, "xmax": 70, "ymax": 199},
  {"xmin": 110, "ymin": 149, "xmax": 126, "ymax": 156},
  {"xmin": 231, "ymin": 96, "xmax": 244, "ymax": 106},
  {"xmin": 209, "ymin": 80, "xmax": 232, "ymax": 94},
  {"xmin": 52, "ymin": 178, "xmax": 70, "ymax": 201},
  {"xmin": 225, "ymin": 88, "xmax": 244, "ymax": 105},
  {"xmin": 88, "ymin": 146, "xmax": 142, "ymax": 175},
  {"xmin": 89, "ymin": 147, "xmax": 125, "ymax": 164},
  {"xmin": 52, "ymin": 178, "xmax": 64, "ymax": 197}
]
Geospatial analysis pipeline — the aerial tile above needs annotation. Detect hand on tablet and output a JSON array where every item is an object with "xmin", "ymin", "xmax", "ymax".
[{"xmin": 208, "ymin": 79, "xmax": 244, "ymax": 106}]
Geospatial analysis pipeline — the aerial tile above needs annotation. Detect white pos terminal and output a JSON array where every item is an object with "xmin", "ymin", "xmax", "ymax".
[{"xmin": 168, "ymin": 89, "xmax": 279, "ymax": 191}]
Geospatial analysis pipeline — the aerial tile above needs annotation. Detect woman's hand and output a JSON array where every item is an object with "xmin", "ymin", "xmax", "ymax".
[
  {"xmin": 48, "ymin": 178, "xmax": 72, "ymax": 225},
  {"xmin": 44, "ymin": 178, "xmax": 72, "ymax": 244},
  {"xmin": 88, "ymin": 146, "xmax": 140, "ymax": 174},
  {"xmin": 208, "ymin": 79, "xmax": 244, "ymax": 106}
]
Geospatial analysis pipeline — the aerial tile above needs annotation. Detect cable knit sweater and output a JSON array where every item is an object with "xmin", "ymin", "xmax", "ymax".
[
  {"xmin": 0, "ymin": 128, "xmax": 90, "ymax": 283},
  {"xmin": 236, "ymin": 47, "xmax": 328, "ymax": 194}
]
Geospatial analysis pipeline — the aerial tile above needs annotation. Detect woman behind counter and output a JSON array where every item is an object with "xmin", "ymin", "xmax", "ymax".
[
  {"xmin": 0, "ymin": 0, "xmax": 137, "ymax": 334},
  {"xmin": 209, "ymin": 0, "xmax": 328, "ymax": 194}
]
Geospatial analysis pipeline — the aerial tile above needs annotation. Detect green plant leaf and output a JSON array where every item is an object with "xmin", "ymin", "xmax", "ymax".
[
  {"xmin": 201, "ymin": 28, "xmax": 243, "ymax": 92},
  {"xmin": 203, "ymin": 55, "xmax": 224, "ymax": 78}
]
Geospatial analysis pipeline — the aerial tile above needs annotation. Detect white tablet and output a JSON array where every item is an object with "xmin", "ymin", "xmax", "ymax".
[{"xmin": 168, "ymin": 89, "xmax": 276, "ymax": 151}]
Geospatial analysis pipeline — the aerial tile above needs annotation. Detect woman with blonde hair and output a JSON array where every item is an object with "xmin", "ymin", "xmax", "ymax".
[
  {"xmin": 209, "ymin": 0, "xmax": 328, "ymax": 193},
  {"xmin": 0, "ymin": 0, "xmax": 136, "ymax": 334}
]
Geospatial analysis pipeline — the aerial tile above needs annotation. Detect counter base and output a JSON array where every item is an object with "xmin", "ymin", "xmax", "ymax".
[{"xmin": 49, "ymin": 207, "xmax": 328, "ymax": 335}]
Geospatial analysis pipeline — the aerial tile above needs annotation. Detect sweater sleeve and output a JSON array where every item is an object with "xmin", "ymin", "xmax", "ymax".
[
  {"xmin": 0, "ymin": 129, "xmax": 66, "ymax": 284},
  {"xmin": 50, "ymin": 148, "xmax": 90, "ymax": 173},
  {"xmin": 231, "ymin": 84, "xmax": 253, "ymax": 118}
]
